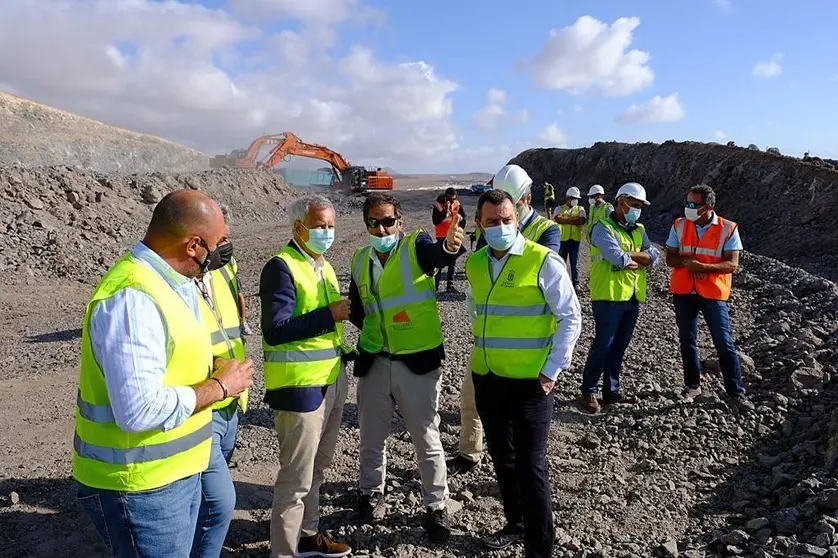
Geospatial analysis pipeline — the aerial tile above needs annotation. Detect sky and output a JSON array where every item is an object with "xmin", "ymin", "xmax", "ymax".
[{"xmin": 1, "ymin": 0, "xmax": 836, "ymax": 174}]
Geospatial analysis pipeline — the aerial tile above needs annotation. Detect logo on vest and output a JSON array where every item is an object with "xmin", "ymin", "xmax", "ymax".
[
  {"xmin": 501, "ymin": 270, "xmax": 516, "ymax": 288},
  {"xmin": 392, "ymin": 310, "xmax": 414, "ymax": 330}
]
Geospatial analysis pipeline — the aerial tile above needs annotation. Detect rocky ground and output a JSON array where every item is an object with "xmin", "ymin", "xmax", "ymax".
[
  {"xmin": 0, "ymin": 92, "xmax": 208, "ymax": 173},
  {"xmin": 1, "ymin": 173, "xmax": 837, "ymax": 557}
]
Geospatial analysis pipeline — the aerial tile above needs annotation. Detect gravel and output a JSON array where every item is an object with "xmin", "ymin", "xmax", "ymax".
[{"xmin": 1, "ymin": 164, "xmax": 837, "ymax": 557}]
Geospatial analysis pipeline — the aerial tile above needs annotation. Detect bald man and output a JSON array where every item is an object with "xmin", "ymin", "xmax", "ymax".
[{"xmin": 73, "ymin": 189, "xmax": 255, "ymax": 557}]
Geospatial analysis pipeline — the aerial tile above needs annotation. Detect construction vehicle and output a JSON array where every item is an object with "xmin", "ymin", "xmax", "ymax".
[{"xmin": 210, "ymin": 132, "xmax": 393, "ymax": 191}]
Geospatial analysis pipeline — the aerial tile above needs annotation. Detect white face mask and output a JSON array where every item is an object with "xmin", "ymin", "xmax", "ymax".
[
  {"xmin": 569, "ymin": 199, "xmax": 578, "ymax": 207},
  {"xmin": 685, "ymin": 207, "xmax": 701, "ymax": 222},
  {"xmin": 515, "ymin": 203, "xmax": 529, "ymax": 221}
]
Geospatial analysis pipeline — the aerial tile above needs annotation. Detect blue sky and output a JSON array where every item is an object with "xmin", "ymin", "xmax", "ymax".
[{"xmin": 1, "ymin": 0, "xmax": 835, "ymax": 173}]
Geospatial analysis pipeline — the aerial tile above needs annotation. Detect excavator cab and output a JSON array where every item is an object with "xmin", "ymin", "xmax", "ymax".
[{"xmin": 342, "ymin": 166, "xmax": 368, "ymax": 191}]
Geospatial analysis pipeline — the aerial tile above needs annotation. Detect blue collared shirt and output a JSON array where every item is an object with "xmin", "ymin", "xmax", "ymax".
[{"xmin": 88, "ymin": 241, "xmax": 201, "ymax": 433}]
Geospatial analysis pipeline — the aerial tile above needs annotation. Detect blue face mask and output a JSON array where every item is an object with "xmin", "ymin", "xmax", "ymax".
[
  {"xmin": 369, "ymin": 233, "xmax": 398, "ymax": 253},
  {"xmin": 305, "ymin": 227, "xmax": 335, "ymax": 255},
  {"xmin": 625, "ymin": 207, "xmax": 642, "ymax": 224},
  {"xmin": 484, "ymin": 224, "xmax": 517, "ymax": 251}
]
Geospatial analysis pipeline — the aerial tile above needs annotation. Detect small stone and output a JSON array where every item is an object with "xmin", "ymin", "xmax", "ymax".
[
  {"xmin": 9, "ymin": 491, "xmax": 19, "ymax": 505},
  {"xmin": 25, "ymin": 197, "xmax": 44, "ymax": 210},
  {"xmin": 721, "ymin": 530, "xmax": 750, "ymax": 546},
  {"xmin": 454, "ymin": 490, "xmax": 474, "ymax": 503},
  {"xmin": 658, "ymin": 539, "xmax": 679, "ymax": 556},
  {"xmin": 66, "ymin": 191, "xmax": 80, "ymax": 203},
  {"xmin": 446, "ymin": 498, "xmax": 463, "ymax": 515},
  {"xmin": 746, "ymin": 517, "xmax": 770, "ymax": 531}
]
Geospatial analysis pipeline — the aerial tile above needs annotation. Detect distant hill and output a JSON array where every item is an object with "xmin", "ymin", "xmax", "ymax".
[{"xmin": 0, "ymin": 91, "xmax": 208, "ymax": 173}]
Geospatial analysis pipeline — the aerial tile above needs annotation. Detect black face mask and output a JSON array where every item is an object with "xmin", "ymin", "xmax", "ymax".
[
  {"xmin": 194, "ymin": 238, "xmax": 218, "ymax": 275},
  {"xmin": 208, "ymin": 242, "xmax": 234, "ymax": 271}
]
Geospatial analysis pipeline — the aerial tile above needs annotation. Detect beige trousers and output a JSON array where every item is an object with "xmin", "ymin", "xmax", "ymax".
[
  {"xmin": 357, "ymin": 357, "xmax": 449, "ymax": 510},
  {"xmin": 458, "ymin": 368, "xmax": 484, "ymax": 463},
  {"xmin": 270, "ymin": 366, "xmax": 348, "ymax": 558}
]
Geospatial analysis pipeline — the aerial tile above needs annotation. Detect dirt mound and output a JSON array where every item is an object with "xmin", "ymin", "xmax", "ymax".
[
  {"xmin": 0, "ymin": 91, "xmax": 208, "ymax": 173},
  {"xmin": 0, "ymin": 165, "xmax": 362, "ymax": 284},
  {"xmin": 509, "ymin": 141, "xmax": 838, "ymax": 280}
]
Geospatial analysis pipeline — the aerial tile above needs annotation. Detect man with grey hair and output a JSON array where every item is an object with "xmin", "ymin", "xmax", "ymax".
[{"xmin": 259, "ymin": 194, "xmax": 353, "ymax": 557}]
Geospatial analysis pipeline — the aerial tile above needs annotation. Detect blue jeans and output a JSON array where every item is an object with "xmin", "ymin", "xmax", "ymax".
[
  {"xmin": 673, "ymin": 294, "xmax": 744, "ymax": 396},
  {"xmin": 77, "ymin": 473, "xmax": 201, "ymax": 557},
  {"xmin": 192, "ymin": 405, "xmax": 239, "ymax": 558},
  {"xmin": 581, "ymin": 300, "xmax": 640, "ymax": 395},
  {"xmin": 559, "ymin": 239, "xmax": 580, "ymax": 285}
]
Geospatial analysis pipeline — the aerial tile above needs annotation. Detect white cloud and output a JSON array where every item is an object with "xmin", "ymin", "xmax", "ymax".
[
  {"xmin": 487, "ymin": 87, "xmax": 507, "ymax": 104},
  {"xmin": 752, "ymin": 53, "xmax": 783, "ymax": 78},
  {"xmin": 714, "ymin": 130, "xmax": 728, "ymax": 139},
  {"xmin": 573, "ymin": 105, "xmax": 584, "ymax": 114},
  {"xmin": 473, "ymin": 103, "xmax": 506, "ymax": 131},
  {"xmin": 514, "ymin": 109, "xmax": 530, "ymax": 123},
  {"xmin": 715, "ymin": 0, "xmax": 732, "ymax": 14},
  {"xmin": 617, "ymin": 93, "xmax": 686, "ymax": 124},
  {"xmin": 556, "ymin": 108, "xmax": 564, "ymax": 115},
  {"xmin": 0, "ymin": 0, "xmax": 460, "ymax": 171},
  {"xmin": 522, "ymin": 15, "xmax": 654, "ymax": 97},
  {"xmin": 537, "ymin": 123, "xmax": 568, "ymax": 146}
]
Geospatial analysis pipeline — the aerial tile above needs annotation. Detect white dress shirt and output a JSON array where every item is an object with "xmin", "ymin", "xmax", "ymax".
[
  {"xmin": 89, "ymin": 241, "xmax": 201, "ymax": 433},
  {"xmin": 466, "ymin": 233, "xmax": 582, "ymax": 381}
]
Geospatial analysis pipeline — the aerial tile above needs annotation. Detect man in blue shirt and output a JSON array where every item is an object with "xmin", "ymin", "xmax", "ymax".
[{"xmin": 665, "ymin": 184, "xmax": 746, "ymax": 402}]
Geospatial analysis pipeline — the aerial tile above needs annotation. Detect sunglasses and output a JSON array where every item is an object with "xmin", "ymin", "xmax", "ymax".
[
  {"xmin": 685, "ymin": 201, "xmax": 706, "ymax": 209},
  {"xmin": 366, "ymin": 216, "xmax": 398, "ymax": 229}
]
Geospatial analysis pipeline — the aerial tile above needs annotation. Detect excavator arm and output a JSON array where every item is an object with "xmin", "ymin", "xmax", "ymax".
[
  {"xmin": 257, "ymin": 132, "xmax": 351, "ymax": 171},
  {"xmin": 234, "ymin": 134, "xmax": 289, "ymax": 169}
]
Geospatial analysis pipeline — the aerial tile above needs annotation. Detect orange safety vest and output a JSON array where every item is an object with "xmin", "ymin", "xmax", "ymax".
[
  {"xmin": 669, "ymin": 215, "xmax": 738, "ymax": 301},
  {"xmin": 434, "ymin": 199, "xmax": 460, "ymax": 239}
]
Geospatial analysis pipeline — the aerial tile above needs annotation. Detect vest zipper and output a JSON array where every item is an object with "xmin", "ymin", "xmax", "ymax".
[
  {"xmin": 208, "ymin": 281, "xmax": 236, "ymax": 359},
  {"xmin": 370, "ymin": 246, "xmax": 393, "ymax": 351}
]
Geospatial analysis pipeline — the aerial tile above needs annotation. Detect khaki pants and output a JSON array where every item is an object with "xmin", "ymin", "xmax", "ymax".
[
  {"xmin": 458, "ymin": 366, "xmax": 484, "ymax": 463},
  {"xmin": 357, "ymin": 357, "xmax": 449, "ymax": 510},
  {"xmin": 270, "ymin": 366, "xmax": 348, "ymax": 558}
]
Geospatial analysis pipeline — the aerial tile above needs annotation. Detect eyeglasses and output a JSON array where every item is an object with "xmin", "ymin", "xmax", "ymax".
[{"xmin": 366, "ymin": 216, "xmax": 398, "ymax": 229}]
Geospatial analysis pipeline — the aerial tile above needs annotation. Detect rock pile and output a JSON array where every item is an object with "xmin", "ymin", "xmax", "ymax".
[
  {"xmin": 509, "ymin": 141, "xmax": 838, "ymax": 281},
  {"xmin": 0, "ymin": 91, "xmax": 208, "ymax": 173},
  {"xmin": 0, "ymin": 165, "xmax": 361, "ymax": 284}
]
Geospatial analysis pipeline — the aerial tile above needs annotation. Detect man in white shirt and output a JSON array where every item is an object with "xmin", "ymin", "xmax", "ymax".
[{"xmin": 466, "ymin": 189, "xmax": 582, "ymax": 557}]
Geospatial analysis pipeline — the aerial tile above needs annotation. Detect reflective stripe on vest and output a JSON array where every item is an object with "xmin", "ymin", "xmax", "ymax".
[
  {"xmin": 263, "ymin": 246, "xmax": 343, "ymax": 392},
  {"xmin": 670, "ymin": 216, "xmax": 737, "ymax": 301},
  {"xmin": 559, "ymin": 205, "xmax": 584, "ymax": 242},
  {"xmin": 467, "ymin": 240, "xmax": 556, "ymax": 379},
  {"xmin": 352, "ymin": 230, "xmax": 443, "ymax": 355},
  {"xmin": 73, "ymin": 254, "xmax": 213, "ymax": 492},
  {"xmin": 198, "ymin": 263, "xmax": 248, "ymax": 412},
  {"xmin": 589, "ymin": 218, "xmax": 647, "ymax": 303}
]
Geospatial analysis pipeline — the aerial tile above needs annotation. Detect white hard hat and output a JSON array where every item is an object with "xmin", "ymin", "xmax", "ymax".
[
  {"xmin": 565, "ymin": 186, "xmax": 581, "ymax": 199},
  {"xmin": 615, "ymin": 182, "xmax": 650, "ymax": 205},
  {"xmin": 587, "ymin": 184, "xmax": 605, "ymax": 196},
  {"xmin": 492, "ymin": 164, "xmax": 532, "ymax": 203}
]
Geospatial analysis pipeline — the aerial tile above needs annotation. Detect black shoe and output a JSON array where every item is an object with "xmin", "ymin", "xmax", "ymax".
[
  {"xmin": 446, "ymin": 454, "xmax": 479, "ymax": 476},
  {"xmin": 481, "ymin": 523, "xmax": 524, "ymax": 549},
  {"xmin": 602, "ymin": 391, "xmax": 633, "ymax": 405},
  {"xmin": 424, "ymin": 507, "xmax": 452, "ymax": 544},
  {"xmin": 357, "ymin": 492, "xmax": 387, "ymax": 522}
]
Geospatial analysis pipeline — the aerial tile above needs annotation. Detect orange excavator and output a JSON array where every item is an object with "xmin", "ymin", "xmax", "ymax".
[{"xmin": 210, "ymin": 132, "xmax": 393, "ymax": 191}]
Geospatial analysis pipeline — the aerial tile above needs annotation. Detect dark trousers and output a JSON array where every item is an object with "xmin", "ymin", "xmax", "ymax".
[
  {"xmin": 559, "ymin": 239, "xmax": 580, "ymax": 285},
  {"xmin": 673, "ymin": 294, "xmax": 744, "ymax": 396},
  {"xmin": 472, "ymin": 372, "xmax": 554, "ymax": 558},
  {"xmin": 434, "ymin": 238, "xmax": 457, "ymax": 288},
  {"xmin": 581, "ymin": 300, "xmax": 640, "ymax": 395}
]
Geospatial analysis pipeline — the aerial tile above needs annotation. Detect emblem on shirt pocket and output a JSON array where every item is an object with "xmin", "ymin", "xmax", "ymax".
[{"xmin": 501, "ymin": 270, "xmax": 516, "ymax": 288}]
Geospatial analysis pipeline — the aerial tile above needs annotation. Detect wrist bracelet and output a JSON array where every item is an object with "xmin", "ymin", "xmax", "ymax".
[{"xmin": 211, "ymin": 377, "xmax": 228, "ymax": 400}]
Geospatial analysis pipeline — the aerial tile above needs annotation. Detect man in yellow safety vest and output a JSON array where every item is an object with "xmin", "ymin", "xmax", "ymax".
[
  {"xmin": 73, "ymin": 190, "xmax": 254, "ymax": 557},
  {"xmin": 348, "ymin": 192, "xmax": 464, "ymax": 543},
  {"xmin": 467, "ymin": 188, "xmax": 582, "ymax": 557},
  {"xmin": 260, "ymin": 195, "xmax": 353, "ymax": 558},
  {"xmin": 553, "ymin": 186, "xmax": 587, "ymax": 288}
]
